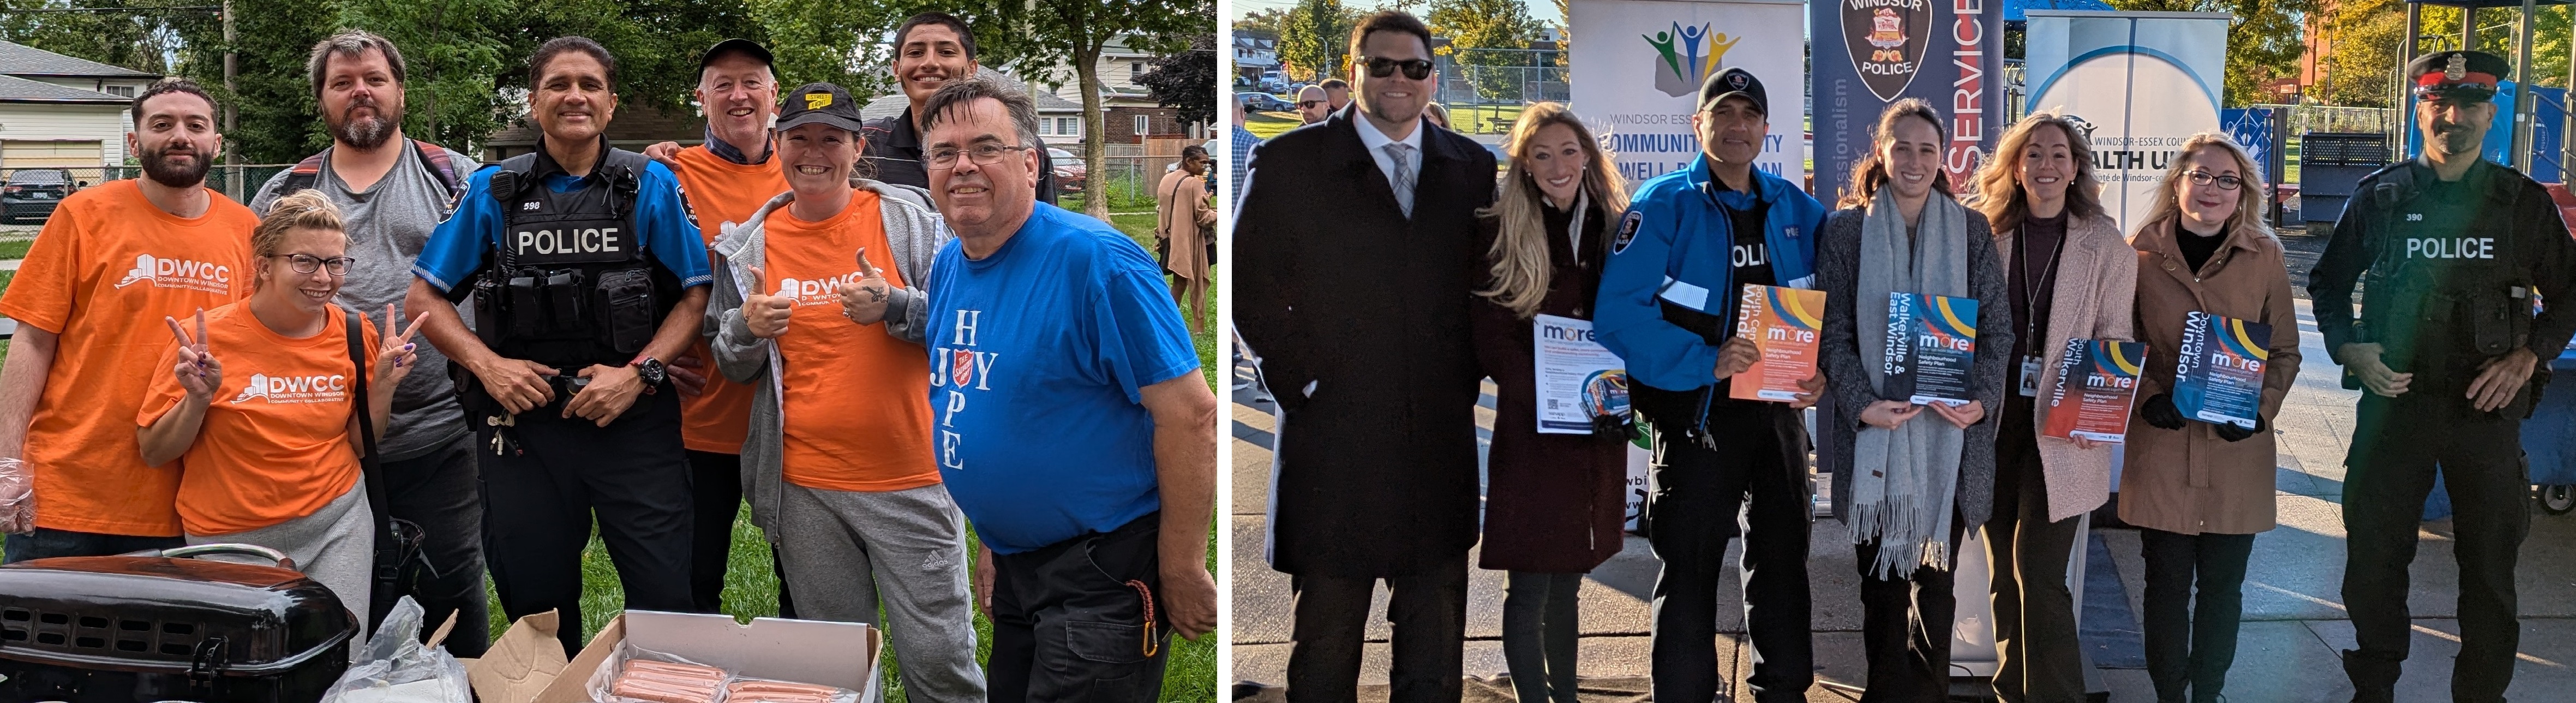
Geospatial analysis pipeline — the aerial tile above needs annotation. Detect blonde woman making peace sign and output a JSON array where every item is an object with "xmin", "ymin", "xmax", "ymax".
[{"xmin": 136, "ymin": 190, "xmax": 421, "ymax": 644}]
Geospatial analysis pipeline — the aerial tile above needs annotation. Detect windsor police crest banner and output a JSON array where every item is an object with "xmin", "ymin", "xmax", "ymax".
[
  {"xmin": 1811, "ymin": 0, "xmax": 2005, "ymax": 202},
  {"xmin": 1568, "ymin": 0, "xmax": 1806, "ymax": 187}
]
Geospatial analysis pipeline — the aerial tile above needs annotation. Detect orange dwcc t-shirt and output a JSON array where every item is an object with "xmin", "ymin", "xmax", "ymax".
[
  {"xmin": 759, "ymin": 190, "xmax": 940, "ymax": 492},
  {"xmin": 0, "ymin": 180, "xmax": 258, "ymax": 537},
  {"xmin": 137, "ymin": 303, "xmax": 379, "ymax": 536},
  {"xmin": 671, "ymin": 145, "xmax": 788, "ymax": 455}
]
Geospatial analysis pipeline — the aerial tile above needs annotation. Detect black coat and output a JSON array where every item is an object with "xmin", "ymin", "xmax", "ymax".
[{"xmin": 1236, "ymin": 108, "xmax": 1497, "ymax": 578}]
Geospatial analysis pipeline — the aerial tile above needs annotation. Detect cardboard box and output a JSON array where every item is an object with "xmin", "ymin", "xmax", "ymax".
[{"xmin": 490, "ymin": 611, "xmax": 882, "ymax": 703}]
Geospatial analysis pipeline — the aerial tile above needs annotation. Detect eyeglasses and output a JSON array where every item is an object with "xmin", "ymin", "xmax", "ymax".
[
  {"xmin": 1362, "ymin": 56, "xmax": 1434, "ymax": 81},
  {"xmin": 275, "ymin": 253, "xmax": 354, "ymax": 275},
  {"xmin": 2184, "ymin": 169, "xmax": 2244, "ymax": 191},
  {"xmin": 1297, "ymin": 100, "xmax": 1323, "ymax": 108},
  {"xmin": 925, "ymin": 142, "xmax": 1033, "ymax": 170}
]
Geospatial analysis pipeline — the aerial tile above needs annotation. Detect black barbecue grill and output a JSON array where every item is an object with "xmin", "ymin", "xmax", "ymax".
[{"xmin": 0, "ymin": 544, "xmax": 356, "ymax": 702}]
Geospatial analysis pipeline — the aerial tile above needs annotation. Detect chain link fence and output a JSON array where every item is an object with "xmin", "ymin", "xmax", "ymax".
[{"xmin": 1433, "ymin": 48, "xmax": 1568, "ymax": 135}]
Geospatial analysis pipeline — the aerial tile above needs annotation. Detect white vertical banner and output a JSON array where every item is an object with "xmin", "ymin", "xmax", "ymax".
[
  {"xmin": 2023, "ymin": 11, "xmax": 2232, "ymax": 236},
  {"xmin": 1569, "ymin": 0, "xmax": 1807, "ymax": 188}
]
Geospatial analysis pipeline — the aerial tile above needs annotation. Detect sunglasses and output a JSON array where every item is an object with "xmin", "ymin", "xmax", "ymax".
[
  {"xmin": 1362, "ymin": 56, "xmax": 1434, "ymax": 81},
  {"xmin": 1298, "ymin": 100, "xmax": 1324, "ymax": 108}
]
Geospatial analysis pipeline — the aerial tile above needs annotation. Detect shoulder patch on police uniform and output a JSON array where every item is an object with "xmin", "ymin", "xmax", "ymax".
[{"xmin": 1613, "ymin": 210, "xmax": 1644, "ymax": 254}]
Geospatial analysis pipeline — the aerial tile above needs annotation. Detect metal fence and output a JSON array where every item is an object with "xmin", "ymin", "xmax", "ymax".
[{"xmin": 0, "ymin": 165, "xmax": 291, "ymax": 217}]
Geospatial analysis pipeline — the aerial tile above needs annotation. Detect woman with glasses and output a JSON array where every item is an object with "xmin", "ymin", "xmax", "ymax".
[
  {"xmin": 1964, "ymin": 111, "xmax": 2136, "ymax": 703},
  {"xmin": 1816, "ymin": 98, "xmax": 2012, "ymax": 701},
  {"xmin": 2121, "ymin": 132, "xmax": 2299, "ymax": 703},
  {"xmin": 1466, "ymin": 101, "xmax": 1627, "ymax": 703},
  {"xmin": 136, "ymin": 190, "xmax": 422, "ymax": 644}
]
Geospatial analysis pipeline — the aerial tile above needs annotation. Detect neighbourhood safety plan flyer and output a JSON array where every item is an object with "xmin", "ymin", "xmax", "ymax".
[
  {"xmin": 1729, "ymin": 285, "xmax": 1828, "ymax": 402},
  {"xmin": 1533, "ymin": 313, "xmax": 1629, "ymax": 434},
  {"xmin": 1884, "ymin": 291, "xmax": 1979, "ymax": 406},
  {"xmin": 2042, "ymin": 338, "xmax": 2148, "ymax": 442},
  {"xmin": 2173, "ymin": 311, "xmax": 2271, "ymax": 429}
]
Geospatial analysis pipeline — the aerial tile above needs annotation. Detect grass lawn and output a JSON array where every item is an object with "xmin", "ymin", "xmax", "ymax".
[
  {"xmin": 1245, "ymin": 110, "xmax": 1303, "ymax": 140},
  {"xmin": 521, "ymin": 210, "xmax": 1221, "ymax": 703},
  {"xmin": 0, "ymin": 240, "xmax": 28, "ymax": 260}
]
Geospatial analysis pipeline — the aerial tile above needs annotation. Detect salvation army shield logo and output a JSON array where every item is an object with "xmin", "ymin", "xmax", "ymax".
[
  {"xmin": 1842, "ymin": 0, "xmax": 1931, "ymax": 102},
  {"xmin": 950, "ymin": 349, "xmax": 977, "ymax": 387}
]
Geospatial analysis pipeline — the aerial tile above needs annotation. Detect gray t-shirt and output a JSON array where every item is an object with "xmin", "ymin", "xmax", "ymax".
[{"xmin": 250, "ymin": 144, "xmax": 481, "ymax": 462}]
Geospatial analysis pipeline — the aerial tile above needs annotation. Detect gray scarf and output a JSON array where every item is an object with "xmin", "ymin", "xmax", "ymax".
[{"xmin": 1850, "ymin": 187, "xmax": 1972, "ymax": 579}]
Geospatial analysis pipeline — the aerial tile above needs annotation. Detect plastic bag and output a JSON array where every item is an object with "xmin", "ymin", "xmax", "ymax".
[
  {"xmin": 0, "ymin": 457, "xmax": 35, "ymax": 534},
  {"xmin": 585, "ymin": 640, "xmax": 730, "ymax": 703},
  {"xmin": 320, "ymin": 596, "xmax": 472, "ymax": 703}
]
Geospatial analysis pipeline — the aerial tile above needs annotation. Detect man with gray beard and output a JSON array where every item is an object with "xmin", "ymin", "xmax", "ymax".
[{"xmin": 247, "ymin": 29, "xmax": 489, "ymax": 656}]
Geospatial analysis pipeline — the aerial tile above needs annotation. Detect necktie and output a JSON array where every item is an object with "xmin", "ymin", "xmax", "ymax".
[{"xmin": 1385, "ymin": 143, "xmax": 1416, "ymax": 218}]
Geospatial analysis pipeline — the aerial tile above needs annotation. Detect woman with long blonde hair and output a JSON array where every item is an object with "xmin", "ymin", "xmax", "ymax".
[
  {"xmin": 1966, "ymin": 111, "xmax": 2137, "ymax": 703},
  {"xmin": 1465, "ymin": 100, "xmax": 1628, "ymax": 703},
  {"xmin": 2120, "ymin": 132, "xmax": 2299, "ymax": 703},
  {"xmin": 1817, "ymin": 98, "xmax": 2014, "ymax": 701}
]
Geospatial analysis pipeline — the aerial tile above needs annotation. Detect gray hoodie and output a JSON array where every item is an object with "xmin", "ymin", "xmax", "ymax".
[{"xmin": 704, "ymin": 180, "xmax": 954, "ymax": 540}]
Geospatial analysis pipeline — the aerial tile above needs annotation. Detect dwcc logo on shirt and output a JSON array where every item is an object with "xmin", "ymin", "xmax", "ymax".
[
  {"xmin": 114, "ymin": 254, "xmax": 231, "ymax": 293},
  {"xmin": 227, "ymin": 373, "xmax": 350, "ymax": 405}
]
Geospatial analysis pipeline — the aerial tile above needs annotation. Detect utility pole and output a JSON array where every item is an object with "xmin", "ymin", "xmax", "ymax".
[{"xmin": 222, "ymin": 0, "xmax": 238, "ymax": 197}]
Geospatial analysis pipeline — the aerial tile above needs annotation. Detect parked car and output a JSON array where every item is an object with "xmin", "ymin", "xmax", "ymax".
[
  {"xmin": 1049, "ymin": 147, "xmax": 1087, "ymax": 193},
  {"xmin": 1241, "ymin": 93, "xmax": 1295, "ymax": 112},
  {"xmin": 1259, "ymin": 72, "xmax": 1287, "ymax": 92},
  {"xmin": 1, "ymin": 169, "xmax": 76, "ymax": 223}
]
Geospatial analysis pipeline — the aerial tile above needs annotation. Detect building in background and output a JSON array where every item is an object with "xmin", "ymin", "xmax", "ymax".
[{"xmin": 0, "ymin": 40, "xmax": 158, "ymax": 174}]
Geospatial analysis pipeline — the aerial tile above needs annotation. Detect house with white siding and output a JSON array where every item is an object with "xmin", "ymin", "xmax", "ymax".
[{"xmin": 0, "ymin": 41, "xmax": 158, "ymax": 176}]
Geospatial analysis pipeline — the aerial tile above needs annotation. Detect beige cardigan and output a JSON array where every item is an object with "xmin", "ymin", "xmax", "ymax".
[{"xmin": 1994, "ymin": 211, "xmax": 2138, "ymax": 522}]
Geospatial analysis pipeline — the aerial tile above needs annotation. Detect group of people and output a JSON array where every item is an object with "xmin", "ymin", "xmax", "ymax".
[
  {"xmin": 0, "ymin": 15, "xmax": 1220, "ymax": 703},
  {"xmin": 1237, "ymin": 9, "xmax": 2571, "ymax": 702}
]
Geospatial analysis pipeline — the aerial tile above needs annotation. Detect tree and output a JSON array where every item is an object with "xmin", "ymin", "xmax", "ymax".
[
  {"xmin": 1428, "ymin": 0, "xmax": 1542, "ymax": 103},
  {"xmin": 0, "ymin": 0, "xmax": 184, "ymax": 75},
  {"xmin": 1278, "ymin": 0, "xmax": 1352, "ymax": 82},
  {"xmin": 1020, "ymin": 0, "xmax": 1216, "ymax": 219},
  {"xmin": 1235, "ymin": 7, "xmax": 1287, "ymax": 35},
  {"xmin": 1139, "ymin": 33, "xmax": 1218, "ymax": 127},
  {"xmin": 2107, "ymin": 0, "xmax": 2314, "ymax": 106}
]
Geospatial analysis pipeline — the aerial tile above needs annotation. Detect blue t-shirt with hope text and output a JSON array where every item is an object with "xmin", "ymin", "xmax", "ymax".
[
  {"xmin": 927, "ymin": 201, "xmax": 1201, "ymax": 554},
  {"xmin": 411, "ymin": 160, "xmax": 711, "ymax": 295}
]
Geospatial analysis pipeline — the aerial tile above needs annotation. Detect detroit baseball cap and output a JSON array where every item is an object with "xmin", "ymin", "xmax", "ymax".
[{"xmin": 1699, "ymin": 67, "xmax": 1767, "ymax": 116}]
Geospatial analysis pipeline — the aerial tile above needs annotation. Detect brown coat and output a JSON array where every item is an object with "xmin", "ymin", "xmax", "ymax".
[
  {"xmin": 2119, "ymin": 213, "xmax": 2303, "ymax": 535},
  {"xmin": 1155, "ymin": 169, "xmax": 1212, "ymax": 281},
  {"xmin": 1467, "ymin": 207, "xmax": 1629, "ymax": 573},
  {"xmin": 1996, "ymin": 212, "xmax": 2137, "ymax": 521}
]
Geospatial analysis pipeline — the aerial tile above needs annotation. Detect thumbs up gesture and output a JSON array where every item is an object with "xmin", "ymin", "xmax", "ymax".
[
  {"xmin": 838, "ymin": 247, "xmax": 894, "ymax": 326},
  {"xmin": 165, "ymin": 308, "xmax": 224, "ymax": 402},
  {"xmin": 743, "ymin": 265, "xmax": 795, "ymax": 339}
]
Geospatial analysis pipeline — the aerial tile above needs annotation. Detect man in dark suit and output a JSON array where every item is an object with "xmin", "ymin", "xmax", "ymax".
[{"xmin": 1233, "ymin": 10, "xmax": 1496, "ymax": 703}]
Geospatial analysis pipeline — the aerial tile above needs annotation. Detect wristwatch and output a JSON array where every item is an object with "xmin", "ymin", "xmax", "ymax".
[{"xmin": 634, "ymin": 356, "xmax": 668, "ymax": 387}]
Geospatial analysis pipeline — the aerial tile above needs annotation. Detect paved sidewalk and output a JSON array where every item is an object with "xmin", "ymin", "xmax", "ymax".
[{"xmin": 1230, "ymin": 298, "xmax": 2576, "ymax": 701}]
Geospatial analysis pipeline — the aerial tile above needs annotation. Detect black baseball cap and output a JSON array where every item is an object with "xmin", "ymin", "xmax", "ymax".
[
  {"xmin": 776, "ymin": 82, "xmax": 865, "ymax": 133},
  {"xmin": 699, "ymin": 38, "xmax": 774, "ymax": 71},
  {"xmin": 1699, "ymin": 67, "xmax": 1766, "ymax": 116},
  {"xmin": 2409, "ymin": 50, "xmax": 2509, "ymax": 103}
]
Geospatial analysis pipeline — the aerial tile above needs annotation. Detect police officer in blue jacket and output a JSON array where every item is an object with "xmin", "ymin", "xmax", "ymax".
[
  {"xmin": 1595, "ymin": 68, "xmax": 1828, "ymax": 702},
  {"xmin": 403, "ymin": 37, "xmax": 712, "ymax": 657}
]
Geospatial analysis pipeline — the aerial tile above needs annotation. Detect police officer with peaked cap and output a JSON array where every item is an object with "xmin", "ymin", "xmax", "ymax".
[
  {"xmin": 402, "ymin": 36, "xmax": 714, "ymax": 657},
  {"xmin": 2309, "ymin": 49, "xmax": 2576, "ymax": 703}
]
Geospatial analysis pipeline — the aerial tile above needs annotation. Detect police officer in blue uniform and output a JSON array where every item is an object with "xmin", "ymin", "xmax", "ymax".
[
  {"xmin": 2310, "ymin": 49, "xmax": 2576, "ymax": 703},
  {"xmin": 403, "ymin": 37, "xmax": 713, "ymax": 657},
  {"xmin": 1593, "ymin": 67, "xmax": 1829, "ymax": 703}
]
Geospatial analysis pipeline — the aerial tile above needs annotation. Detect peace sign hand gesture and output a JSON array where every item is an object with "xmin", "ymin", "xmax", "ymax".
[
  {"xmin": 838, "ymin": 247, "xmax": 894, "ymax": 326},
  {"xmin": 374, "ymin": 303, "xmax": 427, "ymax": 388},
  {"xmin": 165, "ymin": 308, "xmax": 223, "ymax": 402}
]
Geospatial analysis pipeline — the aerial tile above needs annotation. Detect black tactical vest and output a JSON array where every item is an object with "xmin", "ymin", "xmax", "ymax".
[
  {"xmin": 475, "ymin": 145, "xmax": 682, "ymax": 372},
  {"xmin": 2351, "ymin": 160, "xmax": 2537, "ymax": 383}
]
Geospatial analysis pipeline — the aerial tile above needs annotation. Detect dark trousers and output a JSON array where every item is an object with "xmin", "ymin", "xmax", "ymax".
[
  {"xmin": 683, "ymin": 450, "xmax": 794, "ymax": 618},
  {"xmin": 1501, "ymin": 570, "xmax": 1582, "ymax": 703},
  {"xmin": 2138, "ymin": 529, "xmax": 2255, "ymax": 703},
  {"xmin": 379, "ymin": 433, "xmax": 491, "ymax": 657},
  {"xmin": 1645, "ymin": 403, "xmax": 1813, "ymax": 703},
  {"xmin": 1986, "ymin": 399, "xmax": 2086, "ymax": 703},
  {"xmin": 480, "ymin": 388, "xmax": 697, "ymax": 657},
  {"xmin": 989, "ymin": 514, "xmax": 1169, "ymax": 703},
  {"xmin": 1853, "ymin": 514, "xmax": 1967, "ymax": 703},
  {"xmin": 2341, "ymin": 392, "xmax": 2529, "ymax": 703},
  {"xmin": 2, "ymin": 528, "xmax": 184, "ymax": 563},
  {"xmin": 1287, "ymin": 557, "xmax": 1470, "ymax": 703}
]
